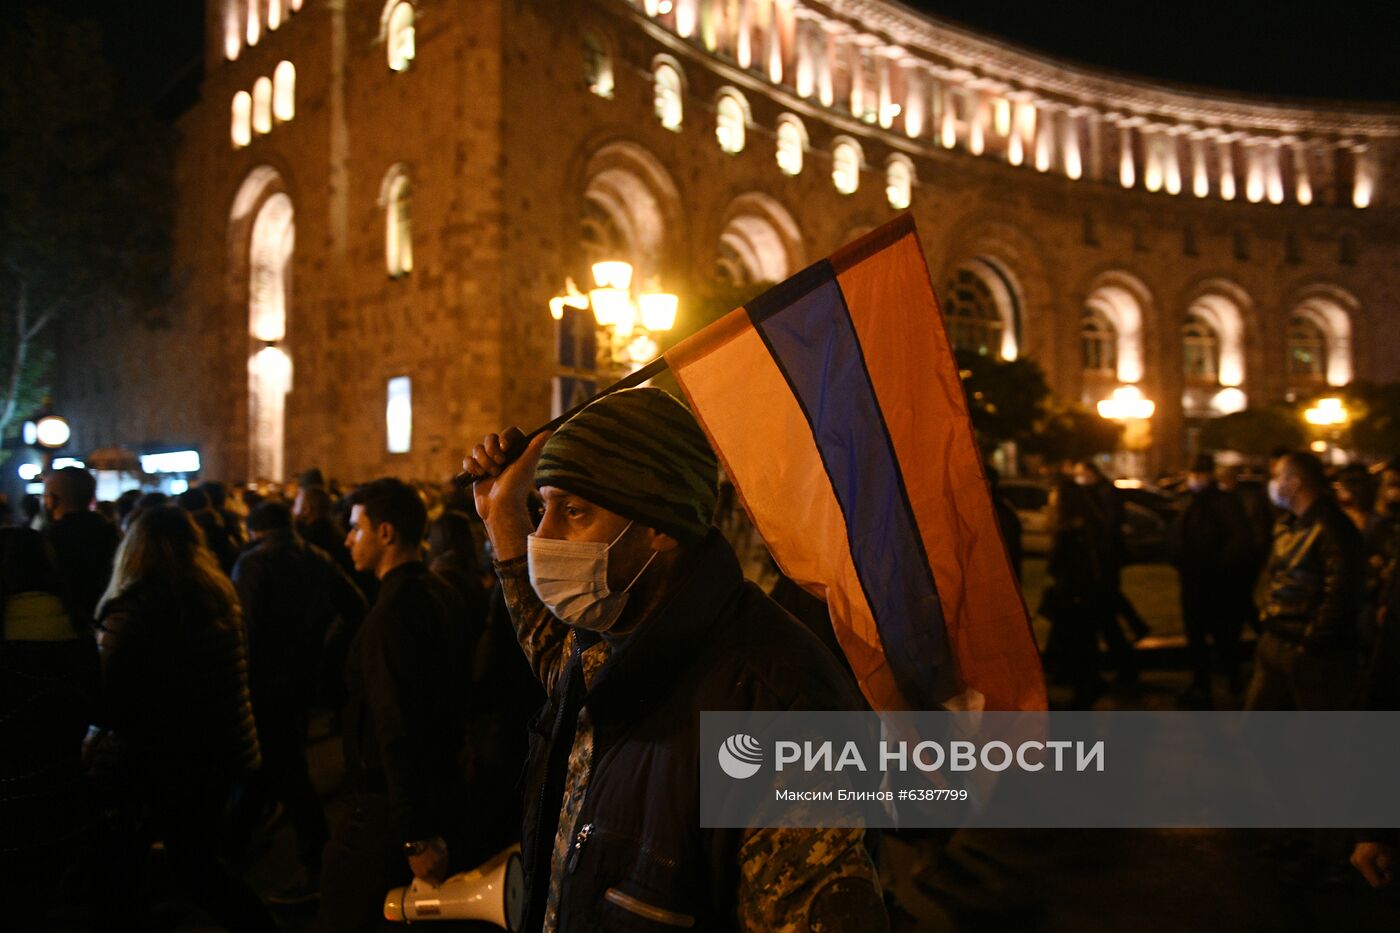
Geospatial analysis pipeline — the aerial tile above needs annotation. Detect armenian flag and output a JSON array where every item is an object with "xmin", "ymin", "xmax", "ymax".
[{"xmin": 665, "ymin": 215, "xmax": 1046, "ymax": 712}]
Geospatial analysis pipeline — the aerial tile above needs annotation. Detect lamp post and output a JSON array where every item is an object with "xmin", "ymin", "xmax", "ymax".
[
  {"xmin": 549, "ymin": 260, "xmax": 678, "ymax": 376},
  {"xmin": 1096, "ymin": 384, "xmax": 1155, "ymax": 479},
  {"xmin": 1303, "ymin": 396, "xmax": 1348, "ymax": 463}
]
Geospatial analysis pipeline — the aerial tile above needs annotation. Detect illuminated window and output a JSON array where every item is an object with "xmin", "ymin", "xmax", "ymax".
[
  {"xmin": 775, "ymin": 115, "xmax": 806, "ymax": 176},
  {"xmin": 247, "ymin": 0, "xmax": 261, "ymax": 45},
  {"xmin": 1182, "ymin": 314, "xmax": 1220, "ymax": 382},
  {"xmin": 225, "ymin": 0, "xmax": 243, "ymax": 59},
  {"xmin": 231, "ymin": 91, "xmax": 252, "ymax": 147},
  {"xmin": 273, "ymin": 61, "xmax": 296, "ymax": 122},
  {"xmin": 290, "ymin": 0, "xmax": 303, "ymax": 9},
  {"xmin": 653, "ymin": 60, "xmax": 683, "ymax": 131},
  {"xmin": 944, "ymin": 269, "xmax": 1004, "ymax": 357},
  {"xmin": 715, "ymin": 89, "xmax": 748, "ymax": 154},
  {"xmin": 1287, "ymin": 315, "xmax": 1327, "ymax": 382},
  {"xmin": 382, "ymin": 168, "xmax": 413, "ymax": 278},
  {"xmin": 832, "ymin": 138, "xmax": 862, "ymax": 195},
  {"xmin": 252, "ymin": 77, "xmax": 273, "ymax": 134},
  {"xmin": 386, "ymin": 377, "xmax": 412, "ymax": 453},
  {"xmin": 268, "ymin": 0, "xmax": 284, "ymax": 30},
  {"xmin": 885, "ymin": 155, "xmax": 914, "ymax": 209},
  {"xmin": 1081, "ymin": 309, "xmax": 1117, "ymax": 375},
  {"xmin": 386, "ymin": 2, "xmax": 416, "ymax": 72},
  {"xmin": 583, "ymin": 33, "xmax": 613, "ymax": 98}
]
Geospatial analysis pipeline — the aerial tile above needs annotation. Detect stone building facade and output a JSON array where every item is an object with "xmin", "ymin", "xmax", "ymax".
[{"xmin": 55, "ymin": 0, "xmax": 1400, "ymax": 483}]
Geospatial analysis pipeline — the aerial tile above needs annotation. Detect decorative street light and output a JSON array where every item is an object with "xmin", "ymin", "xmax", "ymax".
[
  {"xmin": 1303, "ymin": 396, "xmax": 1348, "ymax": 426},
  {"xmin": 549, "ymin": 260, "xmax": 678, "ymax": 372},
  {"xmin": 1303, "ymin": 396, "xmax": 1349, "ymax": 463},
  {"xmin": 1096, "ymin": 384, "xmax": 1155, "ymax": 479}
]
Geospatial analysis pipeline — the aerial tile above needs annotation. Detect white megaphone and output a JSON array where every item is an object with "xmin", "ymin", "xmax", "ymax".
[{"xmin": 384, "ymin": 845, "xmax": 524, "ymax": 929}]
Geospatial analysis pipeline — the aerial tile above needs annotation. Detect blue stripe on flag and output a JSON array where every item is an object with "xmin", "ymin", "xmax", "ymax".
[{"xmin": 748, "ymin": 266, "xmax": 953, "ymax": 708}]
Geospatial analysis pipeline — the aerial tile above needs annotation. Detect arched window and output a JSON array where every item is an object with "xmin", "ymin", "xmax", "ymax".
[
  {"xmin": 653, "ymin": 60, "xmax": 683, "ymax": 131},
  {"xmin": 832, "ymin": 137, "xmax": 862, "ymax": 195},
  {"xmin": 583, "ymin": 33, "xmax": 614, "ymax": 98},
  {"xmin": 1081, "ymin": 309, "xmax": 1117, "ymax": 375},
  {"xmin": 268, "ymin": 0, "xmax": 284, "ymax": 31},
  {"xmin": 381, "ymin": 168, "xmax": 413, "ymax": 278},
  {"xmin": 386, "ymin": 2, "xmax": 416, "ymax": 72},
  {"xmin": 231, "ymin": 91, "xmax": 252, "ymax": 148},
  {"xmin": 273, "ymin": 61, "xmax": 296, "ymax": 122},
  {"xmin": 246, "ymin": 0, "xmax": 261, "ymax": 46},
  {"xmin": 715, "ymin": 89, "xmax": 748, "ymax": 154},
  {"xmin": 252, "ymin": 77, "xmax": 273, "ymax": 134},
  {"xmin": 944, "ymin": 268, "xmax": 1005, "ymax": 357},
  {"xmin": 1182, "ymin": 314, "xmax": 1220, "ymax": 382},
  {"xmin": 775, "ymin": 115, "xmax": 806, "ymax": 176},
  {"xmin": 1288, "ymin": 315, "xmax": 1328, "ymax": 382},
  {"xmin": 885, "ymin": 155, "xmax": 914, "ymax": 210}
]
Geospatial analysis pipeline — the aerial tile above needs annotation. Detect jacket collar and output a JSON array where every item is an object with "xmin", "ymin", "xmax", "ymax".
[{"xmin": 579, "ymin": 530, "xmax": 743, "ymax": 725}]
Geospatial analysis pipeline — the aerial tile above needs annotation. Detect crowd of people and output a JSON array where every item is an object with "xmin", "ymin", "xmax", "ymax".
[
  {"xmin": 1, "ymin": 464, "xmax": 540, "ymax": 931},
  {"xmin": 3, "ymin": 416, "xmax": 1398, "ymax": 930}
]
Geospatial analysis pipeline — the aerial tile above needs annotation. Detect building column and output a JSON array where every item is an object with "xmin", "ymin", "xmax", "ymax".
[
  {"xmin": 1266, "ymin": 140, "xmax": 1286, "ymax": 204},
  {"xmin": 1008, "ymin": 94, "xmax": 1034, "ymax": 167},
  {"xmin": 1293, "ymin": 140, "xmax": 1313, "ymax": 205},
  {"xmin": 901, "ymin": 58, "xmax": 925, "ymax": 139},
  {"xmin": 1115, "ymin": 116, "xmax": 1140, "ymax": 188},
  {"xmin": 1217, "ymin": 133, "xmax": 1238, "ymax": 200},
  {"xmin": 1188, "ymin": 128, "xmax": 1210, "ymax": 198},
  {"xmin": 1034, "ymin": 99, "xmax": 1057, "ymax": 172},
  {"xmin": 1062, "ymin": 108, "xmax": 1085, "ymax": 179}
]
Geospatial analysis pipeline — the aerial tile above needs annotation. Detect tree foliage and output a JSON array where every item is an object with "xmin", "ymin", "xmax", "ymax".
[
  {"xmin": 1197, "ymin": 405, "xmax": 1307, "ymax": 457},
  {"xmin": 0, "ymin": 6, "xmax": 174, "ymax": 436}
]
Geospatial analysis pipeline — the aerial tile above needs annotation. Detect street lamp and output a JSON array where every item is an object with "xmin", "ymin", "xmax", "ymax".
[
  {"xmin": 1303, "ymin": 396, "xmax": 1347, "ymax": 426},
  {"xmin": 1096, "ymin": 385, "xmax": 1155, "ymax": 479},
  {"xmin": 549, "ymin": 260, "xmax": 678, "ymax": 372},
  {"xmin": 1303, "ymin": 396, "xmax": 1348, "ymax": 463}
]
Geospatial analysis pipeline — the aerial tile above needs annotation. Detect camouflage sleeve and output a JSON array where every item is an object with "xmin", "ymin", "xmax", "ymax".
[
  {"xmin": 736, "ymin": 827, "xmax": 886, "ymax": 933},
  {"xmin": 493, "ymin": 555, "xmax": 572, "ymax": 695}
]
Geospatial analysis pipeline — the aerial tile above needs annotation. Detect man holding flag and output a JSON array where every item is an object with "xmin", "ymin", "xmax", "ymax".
[{"xmin": 465, "ymin": 387, "xmax": 886, "ymax": 932}]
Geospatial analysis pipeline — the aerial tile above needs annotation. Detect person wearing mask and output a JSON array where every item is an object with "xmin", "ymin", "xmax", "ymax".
[
  {"xmin": 464, "ymin": 389, "xmax": 884, "ymax": 932},
  {"xmin": 231, "ymin": 501, "xmax": 366, "ymax": 904},
  {"xmin": 43, "ymin": 466, "xmax": 120, "ymax": 625},
  {"xmin": 1172, "ymin": 453, "xmax": 1253, "ymax": 704},
  {"xmin": 1246, "ymin": 451, "xmax": 1364, "ymax": 711},
  {"xmin": 94, "ymin": 507, "xmax": 276, "ymax": 932},
  {"xmin": 315, "ymin": 479, "xmax": 475, "ymax": 933}
]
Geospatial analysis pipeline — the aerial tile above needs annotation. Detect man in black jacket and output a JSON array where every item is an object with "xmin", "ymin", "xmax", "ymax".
[
  {"xmin": 1173, "ymin": 453, "xmax": 1254, "ymax": 704},
  {"xmin": 1245, "ymin": 451, "xmax": 1364, "ymax": 710},
  {"xmin": 315, "ymin": 479, "xmax": 473, "ymax": 933},
  {"xmin": 465, "ymin": 389, "xmax": 884, "ymax": 933},
  {"xmin": 232, "ymin": 501, "xmax": 366, "ymax": 903},
  {"xmin": 43, "ymin": 466, "xmax": 119, "ymax": 625}
]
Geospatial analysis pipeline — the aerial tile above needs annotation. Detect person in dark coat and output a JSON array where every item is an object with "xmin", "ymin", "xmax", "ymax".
[
  {"xmin": 464, "ymin": 388, "xmax": 884, "ymax": 932},
  {"xmin": 43, "ymin": 466, "xmax": 120, "ymax": 625},
  {"xmin": 0, "ymin": 527, "xmax": 99, "ymax": 931},
  {"xmin": 1173, "ymin": 453, "xmax": 1254, "ymax": 704},
  {"xmin": 231, "ymin": 501, "xmax": 366, "ymax": 903},
  {"xmin": 1073, "ymin": 460, "xmax": 1139, "ymax": 689},
  {"xmin": 986, "ymin": 466, "xmax": 1023, "ymax": 582},
  {"xmin": 315, "ymin": 479, "xmax": 475, "ymax": 933},
  {"xmin": 1246, "ymin": 451, "xmax": 1364, "ymax": 711},
  {"xmin": 94, "ymin": 506, "xmax": 277, "ymax": 932},
  {"xmin": 1044, "ymin": 478, "xmax": 1115, "ymax": 707},
  {"xmin": 178, "ymin": 486, "xmax": 240, "ymax": 574}
]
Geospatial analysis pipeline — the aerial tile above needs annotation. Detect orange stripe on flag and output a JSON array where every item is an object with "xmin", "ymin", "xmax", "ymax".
[
  {"xmin": 835, "ymin": 231, "xmax": 1046, "ymax": 711},
  {"xmin": 667, "ymin": 318, "xmax": 909, "ymax": 710}
]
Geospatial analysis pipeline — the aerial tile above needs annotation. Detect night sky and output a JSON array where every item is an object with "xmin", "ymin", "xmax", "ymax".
[{"xmin": 65, "ymin": 0, "xmax": 1400, "ymax": 115}]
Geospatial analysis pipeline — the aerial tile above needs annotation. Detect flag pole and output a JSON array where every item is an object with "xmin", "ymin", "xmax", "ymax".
[{"xmin": 452, "ymin": 354, "xmax": 671, "ymax": 487}]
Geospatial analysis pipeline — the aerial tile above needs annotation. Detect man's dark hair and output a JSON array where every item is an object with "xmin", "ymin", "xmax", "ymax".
[
  {"xmin": 297, "ymin": 484, "xmax": 333, "ymax": 521},
  {"xmin": 177, "ymin": 487, "xmax": 211, "ymax": 512},
  {"xmin": 299, "ymin": 467, "xmax": 326, "ymax": 489},
  {"xmin": 202, "ymin": 481, "xmax": 228, "ymax": 509},
  {"xmin": 1282, "ymin": 450, "xmax": 1328, "ymax": 493},
  {"xmin": 347, "ymin": 478, "xmax": 427, "ymax": 547},
  {"xmin": 115, "ymin": 488, "xmax": 143, "ymax": 521},
  {"xmin": 248, "ymin": 501, "xmax": 295, "ymax": 535},
  {"xmin": 46, "ymin": 467, "xmax": 96, "ymax": 509}
]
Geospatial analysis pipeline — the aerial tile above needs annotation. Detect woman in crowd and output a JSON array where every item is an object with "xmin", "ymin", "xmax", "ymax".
[{"xmin": 94, "ymin": 506, "xmax": 277, "ymax": 932}]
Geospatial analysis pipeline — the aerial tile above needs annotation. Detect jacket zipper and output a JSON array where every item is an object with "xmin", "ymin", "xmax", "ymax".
[{"xmin": 566, "ymin": 822, "xmax": 593, "ymax": 874}]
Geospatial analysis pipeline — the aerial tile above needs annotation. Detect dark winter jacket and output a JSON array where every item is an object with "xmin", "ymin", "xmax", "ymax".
[
  {"xmin": 341, "ymin": 561, "xmax": 471, "ymax": 844},
  {"xmin": 511, "ymin": 531, "xmax": 876, "ymax": 931},
  {"xmin": 1261, "ymin": 497, "xmax": 1365, "ymax": 652},
  {"xmin": 1172, "ymin": 484, "xmax": 1253, "ymax": 581},
  {"xmin": 232, "ymin": 529, "xmax": 365, "ymax": 703},
  {"xmin": 46, "ymin": 510, "xmax": 119, "ymax": 625},
  {"xmin": 96, "ymin": 579, "xmax": 260, "ymax": 772}
]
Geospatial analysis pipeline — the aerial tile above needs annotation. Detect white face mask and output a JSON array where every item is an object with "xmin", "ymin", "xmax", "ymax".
[
  {"xmin": 1188, "ymin": 478, "xmax": 1210, "ymax": 494},
  {"xmin": 1267, "ymin": 478, "xmax": 1289, "ymax": 510},
  {"xmin": 526, "ymin": 522, "xmax": 657, "ymax": 633}
]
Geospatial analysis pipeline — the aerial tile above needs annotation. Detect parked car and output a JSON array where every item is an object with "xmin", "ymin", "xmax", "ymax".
[{"xmin": 998, "ymin": 478, "xmax": 1176, "ymax": 564}]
